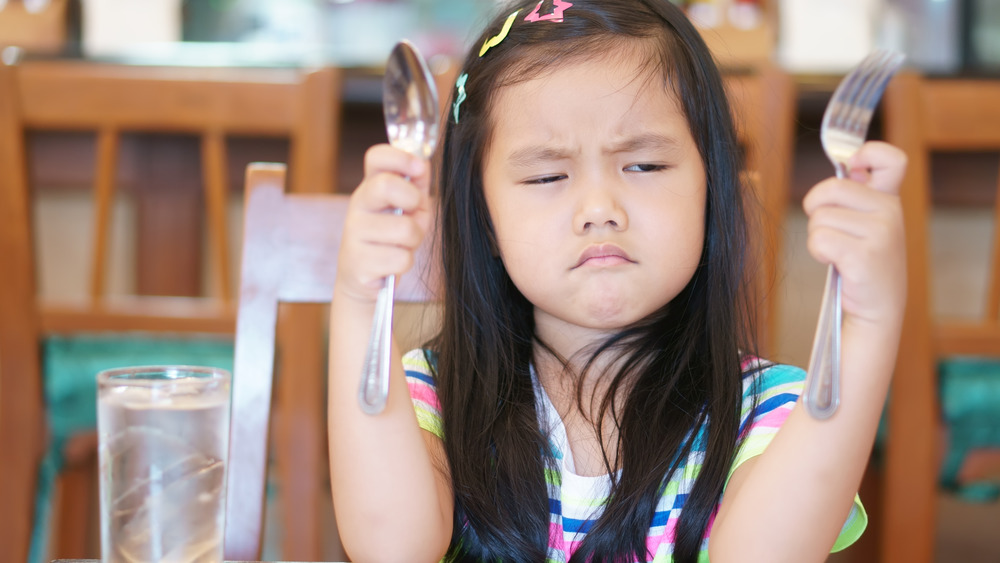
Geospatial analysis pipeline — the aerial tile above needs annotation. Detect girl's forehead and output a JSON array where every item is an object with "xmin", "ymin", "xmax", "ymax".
[
  {"xmin": 483, "ymin": 59, "xmax": 692, "ymax": 165},
  {"xmin": 489, "ymin": 53, "xmax": 680, "ymax": 124}
]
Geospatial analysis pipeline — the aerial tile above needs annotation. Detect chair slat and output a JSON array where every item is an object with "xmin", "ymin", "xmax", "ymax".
[
  {"xmin": 201, "ymin": 129, "xmax": 233, "ymax": 302},
  {"xmin": 989, "ymin": 172, "xmax": 1000, "ymax": 322},
  {"xmin": 723, "ymin": 65, "xmax": 797, "ymax": 357},
  {"xmin": 39, "ymin": 299, "xmax": 235, "ymax": 334},
  {"xmin": 936, "ymin": 322, "xmax": 1000, "ymax": 357},
  {"xmin": 89, "ymin": 127, "xmax": 118, "ymax": 300},
  {"xmin": 17, "ymin": 62, "xmax": 304, "ymax": 134},
  {"xmin": 0, "ymin": 62, "xmax": 47, "ymax": 563},
  {"xmin": 920, "ymin": 80, "xmax": 1000, "ymax": 150}
]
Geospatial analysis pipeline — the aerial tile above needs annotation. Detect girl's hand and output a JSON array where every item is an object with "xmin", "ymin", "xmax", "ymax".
[
  {"xmin": 336, "ymin": 143, "xmax": 433, "ymax": 304},
  {"xmin": 803, "ymin": 141, "xmax": 907, "ymax": 328}
]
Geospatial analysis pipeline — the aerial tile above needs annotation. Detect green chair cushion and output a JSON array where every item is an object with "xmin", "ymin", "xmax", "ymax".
[{"xmin": 938, "ymin": 356, "xmax": 1000, "ymax": 502}]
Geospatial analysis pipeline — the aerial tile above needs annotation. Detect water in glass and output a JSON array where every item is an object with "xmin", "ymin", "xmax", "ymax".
[{"xmin": 98, "ymin": 368, "xmax": 230, "ymax": 563}]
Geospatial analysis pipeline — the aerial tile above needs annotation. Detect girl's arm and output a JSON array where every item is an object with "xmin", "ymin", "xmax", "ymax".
[
  {"xmin": 710, "ymin": 141, "xmax": 907, "ymax": 562},
  {"xmin": 327, "ymin": 144, "xmax": 454, "ymax": 563}
]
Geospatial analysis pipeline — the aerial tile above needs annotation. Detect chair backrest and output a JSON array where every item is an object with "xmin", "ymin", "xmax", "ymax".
[
  {"xmin": 723, "ymin": 64, "xmax": 798, "ymax": 357},
  {"xmin": 882, "ymin": 71, "xmax": 1000, "ymax": 563},
  {"xmin": 224, "ymin": 163, "xmax": 440, "ymax": 560},
  {"xmin": 11, "ymin": 60, "xmax": 342, "ymax": 332},
  {"xmin": 0, "ymin": 60, "xmax": 342, "ymax": 563}
]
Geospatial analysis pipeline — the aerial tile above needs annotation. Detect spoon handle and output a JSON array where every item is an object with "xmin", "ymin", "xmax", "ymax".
[
  {"xmin": 359, "ymin": 276, "xmax": 394, "ymax": 414},
  {"xmin": 358, "ymin": 208, "xmax": 402, "ymax": 415}
]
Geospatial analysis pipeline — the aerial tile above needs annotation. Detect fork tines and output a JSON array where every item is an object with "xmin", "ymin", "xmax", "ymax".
[{"xmin": 823, "ymin": 50, "xmax": 906, "ymax": 137}]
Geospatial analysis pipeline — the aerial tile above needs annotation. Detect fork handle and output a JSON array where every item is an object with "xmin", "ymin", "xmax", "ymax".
[
  {"xmin": 804, "ymin": 265, "xmax": 842, "ymax": 419},
  {"xmin": 803, "ymin": 161, "xmax": 847, "ymax": 419}
]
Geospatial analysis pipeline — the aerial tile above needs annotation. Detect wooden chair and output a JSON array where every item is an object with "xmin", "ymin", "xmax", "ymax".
[
  {"xmin": 226, "ymin": 162, "xmax": 440, "ymax": 559},
  {"xmin": 0, "ymin": 60, "xmax": 342, "ymax": 562},
  {"xmin": 723, "ymin": 64, "xmax": 798, "ymax": 357},
  {"xmin": 881, "ymin": 71, "xmax": 1000, "ymax": 563}
]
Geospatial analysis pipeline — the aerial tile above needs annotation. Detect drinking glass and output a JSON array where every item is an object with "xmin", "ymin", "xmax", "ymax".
[{"xmin": 97, "ymin": 365, "xmax": 231, "ymax": 563}]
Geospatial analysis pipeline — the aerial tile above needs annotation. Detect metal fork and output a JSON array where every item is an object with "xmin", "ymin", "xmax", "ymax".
[{"xmin": 804, "ymin": 49, "xmax": 905, "ymax": 420}]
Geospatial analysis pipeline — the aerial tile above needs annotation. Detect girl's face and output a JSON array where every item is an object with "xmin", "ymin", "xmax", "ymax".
[{"xmin": 482, "ymin": 49, "xmax": 707, "ymax": 349}]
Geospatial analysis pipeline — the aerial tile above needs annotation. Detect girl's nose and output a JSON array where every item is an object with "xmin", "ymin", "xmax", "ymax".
[{"xmin": 572, "ymin": 179, "xmax": 628, "ymax": 234}]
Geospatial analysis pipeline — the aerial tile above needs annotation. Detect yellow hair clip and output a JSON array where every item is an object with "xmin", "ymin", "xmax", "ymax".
[{"xmin": 479, "ymin": 10, "xmax": 520, "ymax": 57}]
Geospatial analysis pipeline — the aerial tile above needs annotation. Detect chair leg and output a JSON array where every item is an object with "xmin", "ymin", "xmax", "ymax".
[{"xmin": 52, "ymin": 432, "xmax": 99, "ymax": 559}]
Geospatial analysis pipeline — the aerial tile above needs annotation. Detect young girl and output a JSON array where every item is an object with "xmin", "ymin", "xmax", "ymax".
[{"xmin": 328, "ymin": 0, "xmax": 907, "ymax": 561}]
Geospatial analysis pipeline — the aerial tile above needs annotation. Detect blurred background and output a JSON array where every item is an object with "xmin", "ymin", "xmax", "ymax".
[{"xmin": 1, "ymin": 1, "xmax": 999, "ymax": 562}]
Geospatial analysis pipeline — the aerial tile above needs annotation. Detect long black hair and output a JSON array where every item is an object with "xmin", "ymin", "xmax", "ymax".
[{"xmin": 428, "ymin": 0, "xmax": 759, "ymax": 561}]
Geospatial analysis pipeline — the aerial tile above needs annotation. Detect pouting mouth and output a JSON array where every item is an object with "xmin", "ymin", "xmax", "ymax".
[{"xmin": 573, "ymin": 243, "xmax": 635, "ymax": 268}]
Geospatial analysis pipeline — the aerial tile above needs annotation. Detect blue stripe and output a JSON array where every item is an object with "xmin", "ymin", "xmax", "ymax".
[
  {"xmin": 549, "ymin": 497, "xmax": 561, "ymax": 513},
  {"xmin": 739, "ymin": 392, "xmax": 798, "ymax": 433},
  {"xmin": 755, "ymin": 393, "xmax": 798, "ymax": 416},
  {"xmin": 651, "ymin": 507, "xmax": 674, "ymax": 527},
  {"xmin": 562, "ymin": 516, "xmax": 595, "ymax": 534},
  {"xmin": 404, "ymin": 370, "xmax": 435, "ymax": 386}
]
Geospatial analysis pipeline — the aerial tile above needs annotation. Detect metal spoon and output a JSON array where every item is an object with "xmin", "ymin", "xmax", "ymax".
[{"xmin": 358, "ymin": 40, "xmax": 440, "ymax": 415}]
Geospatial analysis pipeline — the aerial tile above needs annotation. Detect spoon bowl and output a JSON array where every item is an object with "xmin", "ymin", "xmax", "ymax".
[
  {"xmin": 382, "ymin": 40, "xmax": 440, "ymax": 158},
  {"xmin": 359, "ymin": 40, "xmax": 440, "ymax": 415}
]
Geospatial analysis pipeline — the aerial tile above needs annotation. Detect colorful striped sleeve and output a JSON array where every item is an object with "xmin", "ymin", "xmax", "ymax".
[
  {"xmin": 728, "ymin": 362, "xmax": 867, "ymax": 552},
  {"xmin": 402, "ymin": 348, "xmax": 444, "ymax": 439}
]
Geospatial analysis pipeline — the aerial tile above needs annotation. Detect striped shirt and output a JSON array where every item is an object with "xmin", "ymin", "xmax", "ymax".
[{"xmin": 403, "ymin": 350, "xmax": 866, "ymax": 562}]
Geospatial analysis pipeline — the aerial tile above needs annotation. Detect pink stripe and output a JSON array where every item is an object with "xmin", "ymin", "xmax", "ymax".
[
  {"xmin": 751, "ymin": 407, "xmax": 792, "ymax": 431},
  {"xmin": 565, "ymin": 538, "xmax": 583, "ymax": 558},
  {"xmin": 406, "ymin": 380, "xmax": 442, "ymax": 411},
  {"xmin": 563, "ymin": 517, "xmax": 683, "ymax": 560},
  {"xmin": 645, "ymin": 516, "xmax": 679, "ymax": 554},
  {"xmin": 549, "ymin": 522, "xmax": 565, "ymax": 553},
  {"xmin": 740, "ymin": 355, "xmax": 762, "ymax": 371}
]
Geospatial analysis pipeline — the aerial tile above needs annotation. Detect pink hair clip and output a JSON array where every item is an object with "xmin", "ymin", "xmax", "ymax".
[{"xmin": 524, "ymin": 0, "xmax": 573, "ymax": 23}]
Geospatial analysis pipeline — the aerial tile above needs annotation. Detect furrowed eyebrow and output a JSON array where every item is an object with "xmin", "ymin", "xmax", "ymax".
[
  {"xmin": 605, "ymin": 133, "xmax": 681, "ymax": 155},
  {"xmin": 506, "ymin": 134, "xmax": 681, "ymax": 169},
  {"xmin": 507, "ymin": 146, "xmax": 575, "ymax": 169}
]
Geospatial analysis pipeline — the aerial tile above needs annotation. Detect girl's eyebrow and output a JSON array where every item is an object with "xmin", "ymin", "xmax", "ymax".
[
  {"xmin": 506, "ymin": 133, "xmax": 681, "ymax": 168},
  {"xmin": 507, "ymin": 146, "xmax": 575, "ymax": 168},
  {"xmin": 605, "ymin": 133, "xmax": 681, "ymax": 155}
]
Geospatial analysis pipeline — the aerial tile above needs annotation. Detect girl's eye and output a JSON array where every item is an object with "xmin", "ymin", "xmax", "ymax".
[
  {"xmin": 624, "ymin": 163, "xmax": 668, "ymax": 173},
  {"xmin": 524, "ymin": 174, "xmax": 567, "ymax": 185}
]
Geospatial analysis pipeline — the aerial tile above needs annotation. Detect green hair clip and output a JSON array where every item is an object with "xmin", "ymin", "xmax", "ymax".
[{"xmin": 453, "ymin": 72, "xmax": 468, "ymax": 124}]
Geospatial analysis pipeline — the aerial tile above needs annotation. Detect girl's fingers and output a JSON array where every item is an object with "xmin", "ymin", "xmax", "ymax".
[
  {"xmin": 357, "ymin": 171, "xmax": 428, "ymax": 214},
  {"xmin": 802, "ymin": 176, "xmax": 898, "ymax": 217},
  {"xmin": 353, "ymin": 211, "xmax": 428, "ymax": 252},
  {"xmin": 346, "ymin": 244, "xmax": 420, "ymax": 289},
  {"xmin": 363, "ymin": 144, "xmax": 430, "ymax": 187},
  {"xmin": 806, "ymin": 206, "xmax": 878, "ymax": 241},
  {"xmin": 845, "ymin": 141, "xmax": 907, "ymax": 195}
]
